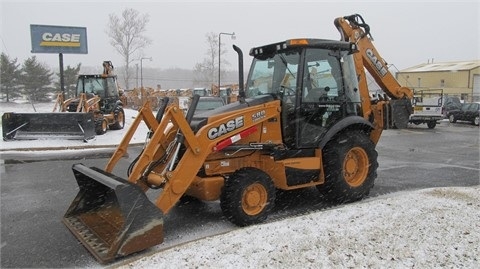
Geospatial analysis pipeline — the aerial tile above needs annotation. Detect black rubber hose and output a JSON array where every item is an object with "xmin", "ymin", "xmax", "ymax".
[
  {"xmin": 185, "ymin": 94, "xmax": 200, "ymax": 124},
  {"xmin": 155, "ymin": 97, "xmax": 170, "ymax": 123}
]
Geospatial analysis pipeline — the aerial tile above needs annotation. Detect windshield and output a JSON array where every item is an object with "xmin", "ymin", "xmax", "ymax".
[{"xmin": 246, "ymin": 50, "xmax": 300, "ymax": 98}]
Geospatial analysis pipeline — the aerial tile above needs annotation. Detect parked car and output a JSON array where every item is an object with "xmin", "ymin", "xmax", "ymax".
[
  {"xmin": 443, "ymin": 96, "xmax": 462, "ymax": 117},
  {"xmin": 194, "ymin": 96, "xmax": 226, "ymax": 114},
  {"xmin": 447, "ymin": 102, "xmax": 480, "ymax": 126}
]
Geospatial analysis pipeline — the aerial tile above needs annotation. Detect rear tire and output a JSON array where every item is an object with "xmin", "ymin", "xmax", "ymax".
[
  {"xmin": 318, "ymin": 130, "xmax": 378, "ymax": 203},
  {"xmin": 220, "ymin": 167, "xmax": 276, "ymax": 226},
  {"xmin": 427, "ymin": 121, "xmax": 436, "ymax": 129}
]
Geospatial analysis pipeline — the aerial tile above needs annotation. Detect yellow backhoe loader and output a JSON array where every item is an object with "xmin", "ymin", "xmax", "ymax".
[
  {"xmin": 2, "ymin": 61, "xmax": 125, "ymax": 140},
  {"xmin": 63, "ymin": 14, "xmax": 413, "ymax": 263}
]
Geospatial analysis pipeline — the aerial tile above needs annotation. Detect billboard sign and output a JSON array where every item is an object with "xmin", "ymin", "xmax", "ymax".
[{"xmin": 30, "ymin": 24, "xmax": 88, "ymax": 54}]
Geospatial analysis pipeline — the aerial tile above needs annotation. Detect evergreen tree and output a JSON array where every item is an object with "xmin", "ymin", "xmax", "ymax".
[
  {"xmin": 0, "ymin": 53, "xmax": 22, "ymax": 102},
  {"xmin": 55, "ymin": 63, "xmax": 81, "ymax": 99},
  {"xmin": 20, "ymin": 56, "xmax": 54, "ymax": 102}
]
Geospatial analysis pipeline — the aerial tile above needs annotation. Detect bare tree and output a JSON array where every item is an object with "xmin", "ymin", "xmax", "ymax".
[
  {"xmin": 106, "ymin": 8, "xmax": 151, "ymax": 90},
  {"xmin": 194, "ymin": 32, "xmax": 231, "ymax": 88}
]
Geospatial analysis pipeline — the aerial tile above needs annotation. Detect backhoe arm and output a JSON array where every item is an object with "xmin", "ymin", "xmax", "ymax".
[
  {"xmin": 334, "ymin": 14, "xmax": 414, "ymax": 138},
  {"xmin": 335, "ymin": 14, "xmax": 413, "ymax": 101}
]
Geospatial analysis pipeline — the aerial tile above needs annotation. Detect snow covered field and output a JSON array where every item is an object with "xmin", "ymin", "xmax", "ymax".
[{"xmin": 1, "ymin": 101, "xmax": 479, "ymax": 268}]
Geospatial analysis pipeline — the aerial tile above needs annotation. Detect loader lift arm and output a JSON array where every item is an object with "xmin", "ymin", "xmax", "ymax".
[
  {"xmin": 64, "ymin": 93, "xmax": 283, "ymax": 263},
  {"xmin": 108, "ymin": 96, "xmax": 281, "ymax": 214}
]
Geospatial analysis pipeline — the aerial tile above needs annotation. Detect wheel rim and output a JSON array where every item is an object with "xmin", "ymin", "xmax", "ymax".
[
  {"xmin": 102, "ymin": 119, "xmax": 108, "ymax": 132},
  {"xmin": 343, "ymin": 146, "xmax": 369, "ymax": 187},
  {"xmin": 475, "ymin": 116, "xmax": 479, "ymax": 126},
  {"xmin": 241, "ymin": 183, "xmax": 268, "ymax": 216}
]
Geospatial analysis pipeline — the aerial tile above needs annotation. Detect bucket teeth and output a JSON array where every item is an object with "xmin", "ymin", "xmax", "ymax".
[{"xmin": 65, "ymin": 216, "xmax": 108, "ymax": 254}]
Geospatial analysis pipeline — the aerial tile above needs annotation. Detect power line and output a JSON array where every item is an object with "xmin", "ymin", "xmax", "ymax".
[{"xmin": 0, "ymin": 35, "xmax": 9, "ymax": 56}]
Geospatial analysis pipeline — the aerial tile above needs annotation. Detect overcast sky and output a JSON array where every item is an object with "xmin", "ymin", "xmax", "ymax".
[{"xmin": 1, "ymin": 0, "xmax": 479, "ymax": 72}]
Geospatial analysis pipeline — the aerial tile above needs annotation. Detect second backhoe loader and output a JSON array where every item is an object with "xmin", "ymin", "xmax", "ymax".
[
  {"xmin": 63, "ymin": 14, "xmax": 413, "ymax": 263},
  {"xmin": 2, "ymin": 61, "xmax": 124, "ymax": 140}
]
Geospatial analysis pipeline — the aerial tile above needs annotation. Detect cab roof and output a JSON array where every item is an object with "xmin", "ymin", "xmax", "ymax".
[{"xmin": 249, "ymin": 38, "xmax": 356, "ymax": 58}]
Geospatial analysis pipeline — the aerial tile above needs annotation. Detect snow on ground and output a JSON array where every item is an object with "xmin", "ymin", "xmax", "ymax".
[
  {"xmin": 1, "ymin": 101, "xmax": 479, "ymax": 268},
  {"xmin": 118, "ymin": 186, "xmax": 479, "ymax": 269}
]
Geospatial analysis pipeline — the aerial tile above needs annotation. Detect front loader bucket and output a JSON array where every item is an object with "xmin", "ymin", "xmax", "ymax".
[
  {"xmin": 2, "ymin": 112, "xmax": 95, "ymax": 141},
  {"xmin": 63, "ymin": 164, "xmax": 164, "ymax": 263}
]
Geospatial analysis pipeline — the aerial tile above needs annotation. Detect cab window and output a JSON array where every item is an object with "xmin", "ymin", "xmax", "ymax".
[{"xmin": 247, "ymin": 51, "xmax": 300, "ymax": 97}]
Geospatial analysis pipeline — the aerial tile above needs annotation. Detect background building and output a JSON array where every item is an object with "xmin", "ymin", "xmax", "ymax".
[{"xmin": 396, "ymin": 60, "xmax": 480, "ymax": 102}]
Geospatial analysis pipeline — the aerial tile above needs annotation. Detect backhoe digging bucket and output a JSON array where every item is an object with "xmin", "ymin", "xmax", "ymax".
[
  {"xmin": 389, "ymin": 99, "xmax": 413, "ymax": 129},
  {"xmin": 2, "ymin": 112, "xmax": 95, "ymax": 140},
  {"xmin": 63, "ymin": 164, "xmax": 164, "ymax": 263}
]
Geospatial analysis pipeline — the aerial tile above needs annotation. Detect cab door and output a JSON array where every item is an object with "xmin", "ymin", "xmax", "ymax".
[{"xmin": 295, "ymin": 48, "xmax": 344, "ymax": 148}]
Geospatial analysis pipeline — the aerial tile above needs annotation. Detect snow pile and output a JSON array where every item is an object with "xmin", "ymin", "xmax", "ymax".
[{"xmin": 118, "ymin": 186, "xmax": 479, "ymax": 268}]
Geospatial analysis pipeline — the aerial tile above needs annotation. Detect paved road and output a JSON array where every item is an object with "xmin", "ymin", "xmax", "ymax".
[{"xmin": 1, "ymin": 121, "xmax": 479, "ymax": 268}]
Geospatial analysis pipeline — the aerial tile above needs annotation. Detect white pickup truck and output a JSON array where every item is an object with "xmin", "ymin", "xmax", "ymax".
[{"xmin": 409, "ymin": 89, "xmax": 444, "ymax": 129}]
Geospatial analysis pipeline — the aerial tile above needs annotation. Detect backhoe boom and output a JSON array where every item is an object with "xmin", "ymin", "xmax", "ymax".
[{"xmin": 335, "ymin": 14, "xmax": 413, "ymax": 133}]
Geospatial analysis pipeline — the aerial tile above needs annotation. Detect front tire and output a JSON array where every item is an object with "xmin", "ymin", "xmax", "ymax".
[
  {"xmin": 319, "ymin": 130, "xmax": 378, "ymax": 203},
  {"xmin": 110, "ymin": 108, "xmax": 125, "ymax": 130},
  {"xmin": 220, "ymin": 168, "xmax": 276, "ymax": 226},
  {"xmin": 95, "ymin": 118, "xmax": 108, "ymax": 135}
]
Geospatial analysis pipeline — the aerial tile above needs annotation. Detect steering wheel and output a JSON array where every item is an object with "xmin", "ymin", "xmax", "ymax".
[{"xmin": 280, "ymin": 85, "xmax": 295, "ymax": 96}]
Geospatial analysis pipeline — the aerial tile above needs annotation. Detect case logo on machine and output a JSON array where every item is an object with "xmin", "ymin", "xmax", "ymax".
[
  {"xmin": 208, "ymin": 116, "xmax": 244, "ymax": 140},
  {"xmin": 366, "ymin": 48, "xmax": 387, "ymax": 77}
]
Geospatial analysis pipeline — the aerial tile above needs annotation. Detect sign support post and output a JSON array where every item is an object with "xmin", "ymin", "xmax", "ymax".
[{"xmin": 59, "ymin": 53, "xmax": 65, "ymax": 100}]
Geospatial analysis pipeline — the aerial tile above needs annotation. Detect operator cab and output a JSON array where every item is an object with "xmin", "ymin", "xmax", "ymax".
[
  {"xmin": 73, "ymin": 75, "xmax": 121, "ymax": 114},
  {"xmin": 246, "ymin": 39, "xmax": 361, "ymax": 148}
]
